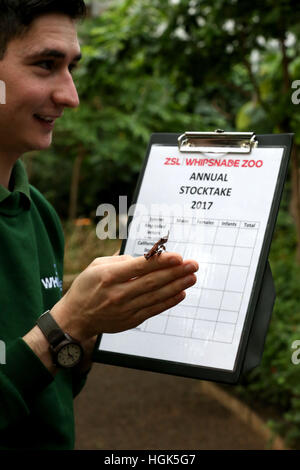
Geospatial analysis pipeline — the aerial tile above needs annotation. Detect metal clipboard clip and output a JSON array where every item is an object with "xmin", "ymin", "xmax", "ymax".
[{"xmin": 178, "ymin": 129, "xmax": 258, "ymax": 154}]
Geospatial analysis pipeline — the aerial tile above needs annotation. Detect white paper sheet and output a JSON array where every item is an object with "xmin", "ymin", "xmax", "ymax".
[{"xmin": 99, "ymin": 146, "xmax": 284, "ymax": 371}]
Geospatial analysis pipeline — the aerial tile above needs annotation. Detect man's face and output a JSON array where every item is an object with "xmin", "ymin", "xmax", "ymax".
[{"xmin": 0, "ymin": 13, "xmax": 81, "ymax": 157}]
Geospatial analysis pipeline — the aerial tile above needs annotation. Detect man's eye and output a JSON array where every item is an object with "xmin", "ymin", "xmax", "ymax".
[
  {"xmin": 34, "ymin": 60, "xmax": 78, "ymax": 74},
  {"xmin": 36, "ymin": 60, "xmax": 54, "ymax": 70}
]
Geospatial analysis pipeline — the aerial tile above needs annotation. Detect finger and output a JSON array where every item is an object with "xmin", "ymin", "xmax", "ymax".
[
  {"xmin": 97, "ymin": 251, "xmax": 184, "ymax": 283},
  {"xmin": 123, "ymin": 260, "xmax": 198, "ymax": 300},
  {"xmin": 133, "ymin": 291, "xmax": 186, "ymax": 327},
  {"xmin": 89, "ymin": 254, "xmax": 132, "ymax": 267},
  {"xmin": 126, "ymin": 272, "xmax": 197, "ymax": 313}
]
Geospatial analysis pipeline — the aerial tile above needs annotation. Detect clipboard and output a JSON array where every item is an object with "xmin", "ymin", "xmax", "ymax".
[{"xmin": 93, "ymin": 131, "xmax": 293, "ymax": 384}]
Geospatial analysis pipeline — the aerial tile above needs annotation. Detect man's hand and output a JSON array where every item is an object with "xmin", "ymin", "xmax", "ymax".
[{"xmin": 50, "ymin": 253, "xmax": 198, "ymax": 342}]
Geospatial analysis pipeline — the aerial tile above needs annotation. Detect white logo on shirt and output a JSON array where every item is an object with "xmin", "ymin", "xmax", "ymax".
[{"xmin": 41, "ymin": 264, "xmax": 62, "ymax": 292}]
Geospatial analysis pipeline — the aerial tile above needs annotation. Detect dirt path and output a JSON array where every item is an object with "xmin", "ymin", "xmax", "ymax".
[{"xmin": 74, "ymin": 363, "xmax": 266, "ymax": 450}]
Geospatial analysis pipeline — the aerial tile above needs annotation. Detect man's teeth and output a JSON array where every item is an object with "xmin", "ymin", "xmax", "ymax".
[{"xmin": 35, "ymin": 115, "xmax": 54, "ymax": 122}]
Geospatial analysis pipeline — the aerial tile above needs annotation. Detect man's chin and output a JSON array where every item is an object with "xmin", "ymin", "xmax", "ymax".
[{"xmin": 25, "ymin": 136, "xmax": 53, "ymax": 152}]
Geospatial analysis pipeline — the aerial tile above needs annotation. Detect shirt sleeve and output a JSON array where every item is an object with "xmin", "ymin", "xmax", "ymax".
[
  {"xmin": 71, "ymin": 369, "xmax": 90, "ymax": 398},
  {"xmin": 0, "ymin": 338, "xmax": 54, "ymax": 430}
]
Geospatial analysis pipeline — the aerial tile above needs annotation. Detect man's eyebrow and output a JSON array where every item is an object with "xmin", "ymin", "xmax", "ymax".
[{"xmin": 26, "ymin": 48, "xmax": 82, "ymax": 62}]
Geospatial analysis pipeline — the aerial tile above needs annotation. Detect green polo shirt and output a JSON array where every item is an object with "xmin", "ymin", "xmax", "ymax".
[{"xmin": 0, "ymin": 160, "xmax": 84, "ymax": 450}]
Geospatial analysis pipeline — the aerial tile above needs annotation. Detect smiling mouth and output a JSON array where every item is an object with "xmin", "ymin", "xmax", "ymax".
[{"xmin": 34, "ymin": 114, "xmax": 56, "ymax": 124}]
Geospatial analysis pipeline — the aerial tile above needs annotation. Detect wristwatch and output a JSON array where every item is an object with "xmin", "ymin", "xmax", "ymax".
[{"xmin": 37, "ymin": 310, "xmax": 83, "ymax": 368}]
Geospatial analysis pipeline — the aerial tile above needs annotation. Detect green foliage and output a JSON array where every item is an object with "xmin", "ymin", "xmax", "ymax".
[
  {"xmin": 24, "ymin": 0, "xmax": 300, "ymax": 444},
  {"xmin": 234, "ymin": 206, "xmax": 300, "ymax": 447},
  {"xmin": 27, "ymin": 0, "xmax": 299, "ymax": 218}
]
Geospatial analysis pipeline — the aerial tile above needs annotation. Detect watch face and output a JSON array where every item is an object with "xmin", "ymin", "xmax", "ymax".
[{"xmin": 57, "ymin": 343, "xmax": 83, "ymax": 368}]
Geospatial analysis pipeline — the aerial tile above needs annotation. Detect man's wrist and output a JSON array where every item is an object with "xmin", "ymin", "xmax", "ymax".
[
  {"xmin": 23, "ymin": 326, "xmax": 58, "ymax": 377},
  {"xmin": 50, "ymin": 297, "xmax": 89, "ymax": 343}
]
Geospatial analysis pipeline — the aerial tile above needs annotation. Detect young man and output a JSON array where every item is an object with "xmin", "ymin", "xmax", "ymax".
[{"xmin": 0, "ymin": 0, "xmax": 198, "ymax": 450}]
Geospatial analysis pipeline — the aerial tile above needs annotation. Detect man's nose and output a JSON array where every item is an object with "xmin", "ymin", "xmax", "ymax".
[{"xmin": 52, "ymin": 72, "xmax": 80, "ymax": 109}]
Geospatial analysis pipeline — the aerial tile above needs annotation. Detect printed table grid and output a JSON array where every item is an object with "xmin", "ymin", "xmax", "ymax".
[{"xmin": 131, "ymin": 216, "xmax": 260, "ymax": 345}]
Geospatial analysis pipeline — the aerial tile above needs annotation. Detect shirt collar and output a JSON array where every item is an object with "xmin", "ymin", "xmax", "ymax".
[{"xmin": 0, "ymin": 159, "xmax": 31, "ymax": 209}]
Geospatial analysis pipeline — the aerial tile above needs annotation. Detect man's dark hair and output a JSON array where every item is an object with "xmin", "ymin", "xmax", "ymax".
[{"xmin": 0, "ymin": 0, "xmax": 86, "ymax": 59}]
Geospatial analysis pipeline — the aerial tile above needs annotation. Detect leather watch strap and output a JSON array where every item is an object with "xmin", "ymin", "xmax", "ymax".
[{"xmin": 37, "ymin": 310, "xmax": 66, "ymax": 348}]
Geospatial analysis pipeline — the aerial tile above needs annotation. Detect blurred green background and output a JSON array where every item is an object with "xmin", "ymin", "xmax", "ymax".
[{"xmin": 23, "ymin": 0, "xmax": 300, "ymax": 447}]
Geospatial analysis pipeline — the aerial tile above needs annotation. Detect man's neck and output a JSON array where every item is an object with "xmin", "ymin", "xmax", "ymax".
[{"xmin": 0, "ymin": 153, "xmax": 19, "ymax": 189}]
